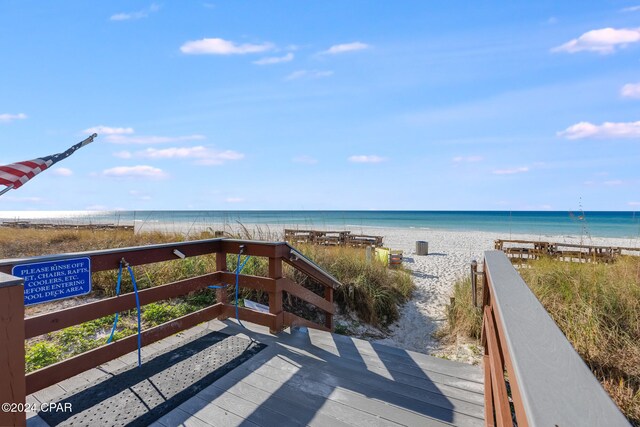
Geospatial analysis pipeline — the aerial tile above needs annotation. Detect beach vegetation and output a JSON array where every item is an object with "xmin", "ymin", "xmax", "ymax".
[
  {"xmin": 443, "ymin": 256, "xmax": 640, "ymax": 424},
  {"xmin": 4, "ymin": 227, "xmax": 413, "ymax": 371}
]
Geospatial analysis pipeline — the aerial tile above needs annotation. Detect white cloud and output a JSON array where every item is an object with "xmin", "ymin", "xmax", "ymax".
[
  {"xmin": 51, "ymin": 168, "xmax": 73, "ymax": 177},
  {"xmin": 321, "ymin": 42, "xmax": 369, "ymax": 54},
  {"xmin": 105, "ymin": 134, "xmax": 206, "ymax": 144},
  {"xmin": 84, "ymin": 125, "xmax": 134, "ymax": 135},
  {"xmin": 0, "ymin": 113, "xmax": 27, "ymax": 123},
  {"xmin": 102, "ymin": 165, "xmax": 167, "ymax": 179},
  {"xmin": 558, "ymin": 120, "xmax": 640, "ymax": 139},
  {"xmin": 110, "ymin": 3, "xmax": 159, "ymax": 21},
  {"xmin": 628, "ymin": 201, "xmax": 640, "ymax": 206},
  {"xmin": 348, "ymin": 155, "xmax": 386, "ymax": 163},
  {"xmin": 552, "ymin": 27, "xmax": 640, "ymax": 54},
  {"xmin": 622, "ymin": 5, "xmax": 640, "ymax": 12},
  {"xmin": 225, "ymin": 197, "xmax": 245, "ymax": 203},
  {"xmin": 285, "ymin": 70, "xmax": 334, "ymax": 81},
  {"xmin": 604, "ymin": 180, "xmax": 624, "ymax": 186},
  {"xmin": 180, "ymin": 38, "xmax": 273, "ymax": 55},
  {"xmin": 113, "ymin": 151, "xmax": 133, "ymax": 159},
  {"xmin": 452, "ymin": 155, "xmax": 483, "ymax": 163},
  {"xmin": 492, "ymin": 167, "xmax": 529, "ymax": 175},
  {"xmin": 136, "ymin": 146, "xmax": 244, "ymax": 165},
  {"xmin": 253, "ymin": 52, "xmax": 294, "ymax": 65},
  {"xmin": 621, "ymin": 82, "xmax": 640, "ymax": 98},
  {"xmin": 292, "ymin": 155, "xmax": 318, "ymax": 164}
]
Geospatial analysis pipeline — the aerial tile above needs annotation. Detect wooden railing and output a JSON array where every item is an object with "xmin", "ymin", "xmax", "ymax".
[
  {"xmin": 0, "ymin": 238, "xmax": 341, "ymax": 426},
  {"xmin": 480, "ymin": 250, "xmax": 630, "ymax": 426}
]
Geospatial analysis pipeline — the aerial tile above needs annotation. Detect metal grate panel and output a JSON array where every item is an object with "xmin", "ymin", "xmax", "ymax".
[{"xmin": 39, "ymin": 330, "xmax": 266, "ymax": 426}]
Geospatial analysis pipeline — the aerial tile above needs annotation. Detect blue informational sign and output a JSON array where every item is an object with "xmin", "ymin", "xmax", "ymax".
[{"xmin": 12, "ymin": 257, "xmax": 92, "ymax": 306}]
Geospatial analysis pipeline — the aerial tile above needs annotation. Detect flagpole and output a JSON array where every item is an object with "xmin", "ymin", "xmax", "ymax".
[{"xmin": 0, "ymin": 185, "xmax": 14, "ymax": 197}]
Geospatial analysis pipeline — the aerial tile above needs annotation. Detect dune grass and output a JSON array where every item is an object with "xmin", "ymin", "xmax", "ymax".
[
  {"xmin": 443, "ymin": 256, "xmax": 640, "ymax": 424},
  {"xmin": 2, "ymin": 227, "xmax": 413, "ymax": 372}
]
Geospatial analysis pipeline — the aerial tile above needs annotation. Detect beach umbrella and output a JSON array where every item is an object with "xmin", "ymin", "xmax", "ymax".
[{"xmin": 0, "ymin": 133, "xmax": 98, "ymax": 197}]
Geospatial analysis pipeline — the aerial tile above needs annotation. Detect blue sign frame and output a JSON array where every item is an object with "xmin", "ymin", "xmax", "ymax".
[{"xmin": 13, "ymin": 257, "xmax": 92, "ymax": 306}]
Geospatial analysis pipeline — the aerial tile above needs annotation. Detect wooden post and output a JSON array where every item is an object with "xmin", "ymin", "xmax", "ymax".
[
  {"xmin": 0, "ymin": 273, "xmax": 26, "ymax": 427},
  {"xmin": 216, "ymin": 252, "xmax": 230, "ymax": 320},
  {"xmin": 324, "ymin": 286, "xmax": 334, "ymax": 331},
  {"xmin": 268, "ymin": 257, "xmax": 284, "ymax": 333}
]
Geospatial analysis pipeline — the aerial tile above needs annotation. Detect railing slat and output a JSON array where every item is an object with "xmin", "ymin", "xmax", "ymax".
[
  {"xmin": 26, "ymin": 303, "xmax": 223, "ymax": 394},
  {"xmin": 280, "ymin": 278, "xmax": 335, "ymax": 314},
  {"xmin": 25, "ymin": 273, "xmax": 221, "ymax": 339},
  {"xmin": 483, "ymin": 306, "xmax": 512, "ymax": 426}
]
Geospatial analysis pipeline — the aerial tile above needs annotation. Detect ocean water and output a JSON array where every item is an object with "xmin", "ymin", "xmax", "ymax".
[{"xmin": 1, "ymin": 210, "xmax": 639, "ymax": 239}]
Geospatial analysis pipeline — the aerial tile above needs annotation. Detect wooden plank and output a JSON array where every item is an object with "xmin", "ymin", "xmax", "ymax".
[
  {"xmin": 307, "ymin": 332, "xmax": 483, "ymax": 383},
  {"xmin": 271, "ymin": 343, "xmax": 484, "ymax": 418},
  {"xmin": 217, "ymin": 361, "xmax": 398, "ymax": 427},
  {"xmin": 268, "ymin": 257, "xmax": 284, "ymax": 333},
  {"xmin": 324, "ymin": 286, "xmax": 334, "ymax": 330},
  {"xmin": 25, "ymin": 273, "xmax": 221, "ymax": 338},
  {"xmin": 0, "ymin": 239, "xmax": 223, "ymax": 274},
  {"xmin": 283, "ymin": 312, "xmax": 330, "ymax": 332},
  {"xmin": 0, "ymin": 275, "xmax": 26, "ymax": 427},
  {"xmin": 284, "ymin": 245, "xmax": 341, "ymax": 289},
  {"xmin": 219, "ymin": 271, "xmax": 275, "ymax": 293},
  {"xmin": 209, "ymin": 374, "xmax": 355, "ymax": 427},
  {"xmin": 303, "ymin": 336, "xmax": 483, "ymax": 388},
  {"xmin": 482, "ymin": 306, "xmax": 511, "ymax": 426},
  {"xmin": 26, "ymin": 303, "xmax": 223, "ymax": 394},
  {"xmin": 253, "ymin": 355, "xmax": 479, "ymax": 427},
  {"xmin": 278, "ymin": 341, "xmax": 483, "ymax": 405},
  {"xmin": 483, "ymin": 250, "xmax": 630, "ymax": 426},
  {"xmin": 219, "ymin": 240, "xmax": 282, "ymax": 258},
  {"xmin": 220, "ymin": 304, "xmax": 277, "ymax": 331},
  {"xmin": 188, "ymin": 387, "xmax": 298, "ymax": 426},
  {"xmin": 280, "ymin": 278, "xmax": 335, "ymax": 314}
]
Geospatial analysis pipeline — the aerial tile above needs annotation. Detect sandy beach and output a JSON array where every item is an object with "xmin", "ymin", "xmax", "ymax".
[{"xmin": 147, "ymin": 221, "xmax": 636, "ymax": 358}]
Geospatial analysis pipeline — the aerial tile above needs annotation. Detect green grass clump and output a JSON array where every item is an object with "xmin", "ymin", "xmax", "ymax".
[
  {"xmin": 26, "ymin": 342, "xmax": 63, "ymax": 372},
  {"xmin": 142, "ymin": 302, "xmax": 190, "ymax": 326}
]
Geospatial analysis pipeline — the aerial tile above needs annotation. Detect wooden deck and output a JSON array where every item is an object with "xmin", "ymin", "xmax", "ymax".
[{"xmin": 27, "ymin": 320, "xmax": 484, "ymax": 427}]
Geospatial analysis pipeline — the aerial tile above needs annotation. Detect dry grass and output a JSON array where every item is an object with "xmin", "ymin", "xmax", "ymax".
[{"xmin": 443, "ymin": 256, "xmax": 640, "ymax": 424}]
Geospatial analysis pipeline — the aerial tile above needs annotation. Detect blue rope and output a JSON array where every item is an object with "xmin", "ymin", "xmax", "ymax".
[
  {"xmin": 235, "ymin": 253, "xmax": 251, "ymax": 328},
  {"xmin": 106, "ymin": 262, "xmax": 124, "ymax": 344},
  {"xmin": 105, "ymin": 260, "xmax": 142, "ymax": 368}
]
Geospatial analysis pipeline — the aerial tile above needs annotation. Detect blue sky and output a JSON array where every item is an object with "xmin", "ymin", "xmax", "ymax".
[{"xmin": 1, "ymin": 1, "xmax": 640, "ymax": 211}]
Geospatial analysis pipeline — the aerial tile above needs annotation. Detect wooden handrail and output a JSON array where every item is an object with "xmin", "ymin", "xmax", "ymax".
[
  {"xmin": 0, "ymin": 238, "xmax": 343, "ymax": 404},
  {"xmin": 481, "ymin": 250, "xmax": 630, "ymax": 426}
]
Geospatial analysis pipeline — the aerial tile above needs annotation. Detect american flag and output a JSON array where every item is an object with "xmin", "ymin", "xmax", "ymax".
[{"xmin": 0, "ymin": 133, "xmax": 97, "ymax": 193}]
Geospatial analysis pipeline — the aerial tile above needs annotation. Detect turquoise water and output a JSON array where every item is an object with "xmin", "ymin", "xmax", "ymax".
[{"xmin": 1, "ymin": 211, "xmax": 639, "ymax": 239}]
